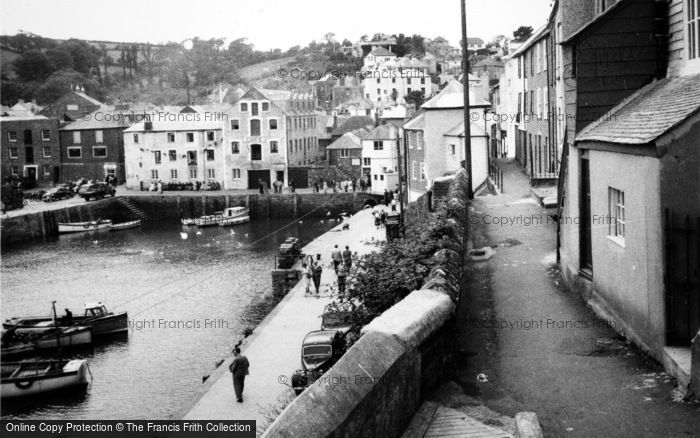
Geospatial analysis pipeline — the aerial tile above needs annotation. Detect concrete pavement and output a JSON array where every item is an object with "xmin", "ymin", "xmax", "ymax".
[
  {"xmin": 183, "ymin": 205, "xmax": 389, "ymax": 427},
  {"xmin": 455, "ymin": 159, "xmax": 700, "ymax": 437}
]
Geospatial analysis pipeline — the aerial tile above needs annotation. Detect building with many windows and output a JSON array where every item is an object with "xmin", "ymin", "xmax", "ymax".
[
  {"xmin": 123, "ymin": 121, "xmax": 224, "ymax": 190},
  {"xmin": 0, "ymin": 113, "xmax": 61, "ymax": 188},
  {"xmin": 361, "ymin": 48, "xmax": 430, "ymax": 106},
  {"xmin": 360, "ymin": 124, "xmax": 401, "ymax": 194},
  {"xmin": 223, "ymin": 88, "xmax": 320, "ymax": 190}
]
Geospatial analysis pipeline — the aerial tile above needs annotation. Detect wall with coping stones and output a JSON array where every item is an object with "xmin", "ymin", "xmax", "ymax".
[{"xmin": 262, "ymin": 169, "xmax": 470, "ymax": 438}]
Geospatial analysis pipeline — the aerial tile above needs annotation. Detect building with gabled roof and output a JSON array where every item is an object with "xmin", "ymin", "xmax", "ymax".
[
  {"xmin": 39, "ymin": 90, "xmax": 105, "ymax": 122},
  {"xmin": 361, "ymin": 123, "xmax": 402, "ymax": 194}
]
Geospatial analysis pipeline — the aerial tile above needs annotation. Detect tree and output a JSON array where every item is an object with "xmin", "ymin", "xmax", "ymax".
[
  {"xmin": 410, "ymin": 34, "xmax": 426, "ymax": 56},
  {"xmin": 13, "ymin": 50, "xmax": 54, "ymax": 82},
  {"xmin": 61, "ymin": 39, "xmax": 101, "ymax": 77},
  {"xmin": 513, "ymin": 26, "xmax": 534, "ymax": 42},
  {"xmin": 405, "ymin": 90, "xmax": 425, "ymax": 109},
  {"xmin": 35, "ymin": 70, "xmax": 103, "ymax": 104},
  {"xmin": 46, "ymin": 48, "xmax": 74, "ymax": 71}
]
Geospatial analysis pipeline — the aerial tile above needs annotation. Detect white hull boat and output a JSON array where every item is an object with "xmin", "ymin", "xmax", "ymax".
[
  {"xmin": 1, "ymin": 359, "xmax": 90, "ymax": 398},
  {"xmin": 110, "ymin": 219, "xmax": 141, "ymax": 231},
  {"xmin": 58, "ymin": 220, "xmax": 112, "ymax": 234}
]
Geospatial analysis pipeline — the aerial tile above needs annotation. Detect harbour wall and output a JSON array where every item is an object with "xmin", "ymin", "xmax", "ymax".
[
  {"xmin": 0, "ymin": 192, "xmax": 382, "ymax": 247},
  {"xmin": 262, "ymin": 170, "xmax": 470, "ymax": 438}
]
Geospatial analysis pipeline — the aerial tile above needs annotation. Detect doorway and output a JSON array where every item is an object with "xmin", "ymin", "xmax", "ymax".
[
  {"xmin": 248, "ymin": 169, "xmax": 270, "ymax": 190},
  {"xmin": 579, "ymin": 152, "xmax": 593, "ymax": 275}
]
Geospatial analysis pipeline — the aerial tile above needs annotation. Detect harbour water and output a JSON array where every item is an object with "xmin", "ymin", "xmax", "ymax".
[{"xmin": 0, "ymin": 217, "xmax": 334, "ymax": 419}]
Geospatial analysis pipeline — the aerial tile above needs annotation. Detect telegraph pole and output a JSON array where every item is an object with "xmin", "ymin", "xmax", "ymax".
[{"xmin": 461, "ymin": 0, "xmax": 474, "ymax": 200}]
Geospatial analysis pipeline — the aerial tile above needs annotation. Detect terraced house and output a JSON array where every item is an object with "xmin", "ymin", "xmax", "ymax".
[
  {"xmin": 0, "ymin": 112, "xmax": 60, "ymax": 188},
  {"xmin": 223, "ymin": 88, "xmax": 320, "ymax": 190}
]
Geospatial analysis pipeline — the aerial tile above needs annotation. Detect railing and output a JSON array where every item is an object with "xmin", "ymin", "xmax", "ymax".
[{"xmin": 489, "ymin": 161, "xmax": 504, "ymax": 194}]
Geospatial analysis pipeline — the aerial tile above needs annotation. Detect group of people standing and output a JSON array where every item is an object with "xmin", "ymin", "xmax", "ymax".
[
  {"xmin": 259, "ymin": 179, "xmax": 295, "ymax": 194},
  {"xmin": 302, "ymin": 244, "xmax": 353, "ymax": 298}
]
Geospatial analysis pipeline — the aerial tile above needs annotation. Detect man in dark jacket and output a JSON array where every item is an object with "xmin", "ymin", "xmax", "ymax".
[{"xmin": 229, "ymin": 347, "xmax": 250, "ymax": 402}]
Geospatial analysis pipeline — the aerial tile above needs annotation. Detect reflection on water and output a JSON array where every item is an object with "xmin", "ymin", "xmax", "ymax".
[{"xmin": 1, "ymin": 217, "xmax": 333, "ymax": 419}]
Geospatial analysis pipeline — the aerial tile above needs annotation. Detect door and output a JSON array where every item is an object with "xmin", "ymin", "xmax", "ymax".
[
  {"xmin": 248, "ymin": 169, "xmax": 270, "ymax": 190},
  {"xmin": 53, "ymin": 166, "xmax": 60, "ymax": 184},
  {"xmin": 276, "ymin": 171, "xmax": 285, "ymax": 184},
  {"xmin": 579, "ymin": 153, "xmax": 593, "ymax": 274},
  {"xmin": 25, "ymin": 146, "xmax": 34, "ymax": 164}
]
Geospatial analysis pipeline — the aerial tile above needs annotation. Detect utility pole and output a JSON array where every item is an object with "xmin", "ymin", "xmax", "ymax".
[
  {"xmin": 396, "ymin": 128, "xmax": 405, "ymax": 234},
  {"xmin": 461, "ymin": 0, "xmax": 474, "ymax": 200}
]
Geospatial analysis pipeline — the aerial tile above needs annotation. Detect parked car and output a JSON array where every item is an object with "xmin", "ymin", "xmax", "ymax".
[
  {"xmin": 42, "ymin": 185, "xmax": 73, "ymax": 202},
  {"xmin": 291, "ymin": 330, "xmax": 347, "ymax": 395},
  {"xmin": 79, "ymin": 182, "xmax": 116, "ymax": 201}
]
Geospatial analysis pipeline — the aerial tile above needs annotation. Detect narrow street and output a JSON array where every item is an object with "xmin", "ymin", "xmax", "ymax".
[{"xmin": 454, "ymin": 159, "xmax": 700, "ymax": 437}]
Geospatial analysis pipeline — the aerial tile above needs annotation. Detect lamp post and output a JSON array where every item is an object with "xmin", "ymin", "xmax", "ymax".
[{"xmin": 460, "ymin": 0, "xmax": 474, "ymax": 200}]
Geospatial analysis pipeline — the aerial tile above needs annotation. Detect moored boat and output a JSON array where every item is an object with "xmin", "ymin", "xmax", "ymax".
[
  {"xmin": 110, "ymin": 219, "xmax": 141, "ymax": 231},
  {"xmin": 58, "ymin": 219, "xmax": 112, "ymax": 234},
  {"xmin": 180, "ymin": 218, "xmax": 197, "ymax": 226},
  {"xmin": 4, "ymin": 302, "xmax": 128, "ymax": 338},
  {"xmin": 1, "ymin": 359, "xmax": 90, "ymax": 398},
  {"xmin": 218, "ymin": 206, "xmax": 250, "ymax": 226}
]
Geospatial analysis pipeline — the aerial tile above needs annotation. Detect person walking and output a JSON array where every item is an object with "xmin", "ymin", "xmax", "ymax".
[
  {"xmin": 313, "ymin": 180, "xmax": 320, "ymax": 193},
  {"xmin": 331, "ymin": 245, "xmax": 342, "ymax": 274},
  {"xmin": 290, "ymin": 179, "xmax": 296, "ymax": 193},
  {"xmin": 303, "ymin": 260, "xmax": 314, "ymax": 296},
  {"xmin": 229, "ymin": 347, "xmax": 250, "ymax": 403},
  {"xmin": 337, "ymin": 263, "xmax": 348, "ymax": 296},
  {"xmin": 383, "ymin": 189, "xmax": 390, "ymax": 205},
  {"xmin": 342, "ymin": 246, "xmax": 352, "ymax": 270},
  {"xmin": 312, "ymin": 261, "xmax": 323, "ymax": 298}
]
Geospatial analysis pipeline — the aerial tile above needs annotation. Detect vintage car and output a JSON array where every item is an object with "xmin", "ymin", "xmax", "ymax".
[
  {"xmin": 78, "ymin": 182, "xmax": 116, "ymax": 201},
  {"xmin": 320, "ymin": 303, "xmax": 355, "ymax": 334},
  {"xmin": 291, "ymin": 330, "xmax": 347, "ymax": 395},
  {"xmin": 42, "ymin": 185, "xmax": 73, "ymax": 202}
]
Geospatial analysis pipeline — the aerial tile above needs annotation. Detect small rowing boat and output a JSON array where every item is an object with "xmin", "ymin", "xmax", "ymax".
[
  {"xmin": 110, "ymin": 219, "xmax": 141, "ymax": 231},
  {"xmin": 1, "ymin": 359, "xmax": 90, "ymax": 398},
  {"xmin": 58, "ymin": 219, "xmax": 112, "ymax": 234}
]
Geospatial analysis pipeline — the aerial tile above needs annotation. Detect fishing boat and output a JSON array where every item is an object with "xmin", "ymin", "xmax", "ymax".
[
  {"xmin": 58, "ymin": 219, "xmax": 112, "ymax": 234},
  {"xmin": 1, "ymin": 359, "xmax": 90, "ymax": 398},
  {"xmin": 218, "ymin": 207, "xmax": 250, "ymax": 226},
  {"xmin": 4, "ymin": 302, "xmax": 128, "ymax": 338},
  {"xmin": 180, "ymin": 217, "xmax": 197, "ymax": 226},
  {"xmin": 110, "ymin": 219, "xmax": 141, "ymax": 231},
  {"xmin": 1, "ymin": 326, "xmax": 92, "ymax": 360}
]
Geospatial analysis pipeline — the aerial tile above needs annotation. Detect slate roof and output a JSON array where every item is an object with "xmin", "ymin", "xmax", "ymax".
[
  {"xmin": 403, "ymin": 111, "xmax": 426, "ymax": 130},
  {"xmin": 370, "ymin": 47, "xmax": 396, "ymax": 57},
  {"xmin": 124, "ymin": 120, "xmax": 223, "ymax": 132},
  {"xmin": 326, "ymin": 131, "xmax": 365, "ymax": 150},
  {"xmin": 365, "ymin": 123, "xmax": 398, "ymax": 140},
  {"xmin": 60, "ymin": 117, "xmax": 130, "ymax": 131},
  {"xmin": 561, "ymin": 0, "xmax": 627, "ymax": 44},
  {"xmin": 443, "ymin": 119, "xmax": 488, "ymax": 137},
  {"xmin": 331, "ymin": 116, "xmax": 375, "ymax": 136},
  {"xmin": 509, "ymin": 25, "xmax": 549, "ymax": 58},
  {"xmin": 421, "ymin": 79, "xmax": 491, "ymax": 109},
  {"xmin": 576, "ymin": 74, "xmax": 700, "ymax": 145}
]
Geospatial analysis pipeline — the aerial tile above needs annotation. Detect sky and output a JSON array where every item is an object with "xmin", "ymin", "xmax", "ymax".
[{"xmin": 0, "ymin": 0, "xmax": 552, "ymax": 51}]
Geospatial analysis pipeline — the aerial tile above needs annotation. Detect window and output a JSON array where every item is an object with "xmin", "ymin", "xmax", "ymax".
[
  {"xmin": 170, "ymin": 169, "xmax": 178, "ymax": 179},
  {"xmin": 187, "ymin": 150, "xmax": 197, "ymax": 165},
  {"xmin": 11, "ymin": 165, "xmax": 18, "ymax": 175},
  {"xmin": 167, "ymin": 132, "xmax": 176, "ymax": 142},
  {"xmin": 186, "ymin": 133, "xmax": 194, "ymax": 142},
  {"xmin": 417, "ymin": 132, "xmax": 423, "ymax": 150},
  {"xmin": 420, "ymin": 162, "xmax": 426, "ymax": 180},
  {"xmin": 373, "ymin": 141, "xmax": 383, "ymax": 150},
  {"xmin": 7, "ymin": 131, "xmax": 17, "ymax": 142},
  {"xmin": 340, "ymin": 149, "xmax": 350, "ymax": 158},
  {"xmin": 269, "ymin": 119, "xmax": 278, "ymax": 130},
  {"xmin": 23, "ymin": 129, "xmax": 32, "ymax": 144},
  {"xmin": 232, "ymin": 168, "xmax": 241, "ymax": 179},
  {"xmin": 251, "ymin": 102, "xmax": 259, "ymax": 116},
  {"xmin": 407, "ymin": 132, "xmax": 414, "ymax": 149},
  {"xmin": 169, "ymin": 150, "xmax": 177, "ymax": 161},
  {"xmin": 240, "ymin": 102, "xmax": 248, "ymax": 112},
  {"xmin": 67, "ymin": 104, "xmax": 78, "ymax": 111},
  {"xmin": 689, "ymin": 0, "xmax": 700, "ymax": 60},
  {"xmin": 95, "ymin": 130, "xmax": 104, "ymax": 143},
  {"xmin": 380, "ymin": 175, "xmax": 384, "ymax": 181},
  {"xmin": 73, "ymin": 131, "xmax": 81, "ymax": 144},
  {"xmin": 9, "ymin": 147, "xmax": 18, "ymax": 158},
  {"xmin": 154, "ymin": 150, "xmax": 162, "ymax": 164},
  {"xmin": 93, "ymin": 146, "xmax": 107, "ymax": 158},
  {"xmin": 251, "ymin": 144, "xmax": 262, "ymax": 161},
  {"xmin": 518, "ymin": 57, "xmax": 522, "ymax": 78},
  {"xmin": 190, "ymin": 168, "xmax": 197, "ymax": 179},
  {"xmin": 376, "ymin": 78, "xmax": 380, "ymax": 84},
  {"xmin": 270, "ymin": 141, "xmax": 279, "ymax": 153},
  {"xmin": 43, "ymin": 164, "xmax": 51, "ymax": 176},
  {"xmin": 67, "ymin": 146, "xmax": 82, "ymax": 158},
  {"xmin": 530, "ymin": 91, "xmax": 535, "ymax": 113},
  {"xmin": 133, "ymin": 134, "xmax": 139, "ymax": 144},
  {"xmin": 41, "ymin": 129, "xmax": 51, "ymax": 141},
  {"xmin": 151, "ymin": 169, "xmax": 159, "ymax": 179},
  {"xmin": 262, "ymin": 102, "xmax": 269, "ymax": 111},
  {"xmin": 207, "ymin": 169, "xmax": 216, "ymax": 179},
  {"xmin": 412, "ymin": 160, "xmax": 418, "ymax": 180},
  {"xmin": 206, "ymin": 149, "xmax": 215, "ymax": 161},
  {"xmin": 231, "ymin": 120, "xmax": 240, "ymax": 130},
  {"xmin": 608, "ymin": 187, "xmax": 626, "ymax": 243},
  {"xmin": 43, "ymin": 145, "xmax": 51, "ymax": 157},
  {"xmin": 207, "ymin": 131, "xmax": 215, "ymax": 142},
  {"xmin": 363, "ymin": 157, "xmax": 371, "ymax": 166},
  {"xmin": 377, "ymin": 88, "xmax": 381, "ymax": 95},
  {"xmin": 250, "ymin": 119, "xmax": 261, "ymax": 136},
  {"xmin": 449, "ymin": 144, "xmax": 456, "ymax": 155}
]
